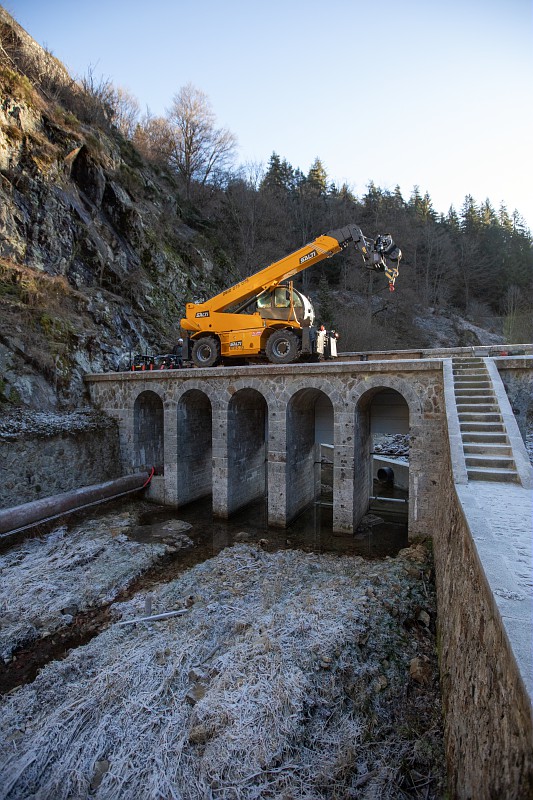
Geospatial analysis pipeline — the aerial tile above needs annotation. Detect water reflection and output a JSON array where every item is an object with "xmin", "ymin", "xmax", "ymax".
[{"xmin": 133, "ymin": 495, "xmax": 408, "ymax": 564}]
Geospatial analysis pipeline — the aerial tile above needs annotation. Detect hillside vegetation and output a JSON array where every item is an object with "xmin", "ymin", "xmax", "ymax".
[{"xmin": 0, "ymin": 7, "xmax": 531, "ymax": 411}]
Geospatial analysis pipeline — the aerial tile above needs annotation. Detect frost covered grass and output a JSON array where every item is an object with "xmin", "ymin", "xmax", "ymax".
[
  {"xmin": 0, "ymin": 543, "xmax": 445, "ymax": 799},
  {"xmin": 0, "ymin": 510, "xmax": 190, "ymax": 662}
]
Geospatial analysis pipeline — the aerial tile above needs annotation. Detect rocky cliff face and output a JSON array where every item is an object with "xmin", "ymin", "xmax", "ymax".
[{"xmin": 0, "ymin": 8, "xmax": 235, "ymax": 410}]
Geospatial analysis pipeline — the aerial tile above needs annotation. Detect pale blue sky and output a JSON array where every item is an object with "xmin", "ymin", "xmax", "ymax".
[{"xmin": 6, "ymin": 0, "xmax": 533, "ymax": 229}]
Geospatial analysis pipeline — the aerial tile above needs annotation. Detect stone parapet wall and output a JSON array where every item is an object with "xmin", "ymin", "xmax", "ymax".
[
  {"xmin": 341, "ymin": 344, "xmax": 533, "ymax": 362},
  {"xmin": 0, "ymin": 417, "xmax": 122, "ymax": 510}
]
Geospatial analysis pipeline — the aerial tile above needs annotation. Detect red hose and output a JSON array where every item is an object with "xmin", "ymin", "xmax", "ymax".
[{"xmin": 142, "ymin": 466, "xmax": 155, "ymax": 487}]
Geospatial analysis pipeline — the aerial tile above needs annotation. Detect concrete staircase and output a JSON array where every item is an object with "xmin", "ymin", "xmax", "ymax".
[{"xmin": 452, "ymin": 357, "xmax": 519, "ymax": 483}]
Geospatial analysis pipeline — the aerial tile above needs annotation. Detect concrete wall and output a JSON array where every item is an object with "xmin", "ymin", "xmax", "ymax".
[
  {"xmin": 286, "ymin": 390, "xmax": 323, "ymax": 522},
  {"xmin": 432, "ymin": 461, "xmax": 533, "ymax": 798},
  {"xmin": 133, "ymin": 390, "xmax": 164, "ymax": 474},
  {"xmin": 0, "ymin": 419, "xmax": 121, "ymax": 509}
]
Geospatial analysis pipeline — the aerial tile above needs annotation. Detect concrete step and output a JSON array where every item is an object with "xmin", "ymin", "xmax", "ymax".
[
  {"xmin": 454, "ymin": 383, "xmax": 495, "ymax": 397},
  {"xmin": 458, "ymin": 412, "xmax": 502, "ymax": 423},
  {"xmin": 455, "ymin": 392, "xmax": 497, "ymax": 406},
  {"xmin": 467, "ymin": 466, "xmax": 518, "ymax": 482},
  {"xmin": 456, "ymin": 403, "xmax": 498, "ymax": 413},
  {"xmin": 453, "ymin": 362, "xmax": 486, "ymax": 368},
  {"xmin": 453, "ymin": 372, "xmax": 488, "ymax": 380},
  {"xmin": 461, "ymin": 432, "xmax": 508, "ymax": 444},
  {"xmin": 460, "ymin": 422, "xmax": 506, "ymax": 433},
  {"xmin": 453, "ymin": 378, "xmax": 491, "ymax": 386},
  {"xmin": 463, "ymin": 443, "xmax": 513, "ymax": 456},
  {"xmin": 465, "ymin": 454, "xmax": 516, "ymax": 469}
]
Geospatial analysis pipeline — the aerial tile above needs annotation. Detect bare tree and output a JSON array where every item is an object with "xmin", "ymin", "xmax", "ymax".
[
  {"xmin": 502, "ymin": 285, "xmax": 533, "ymax": 343},
  {"xmin": 166, "ymin": 83, "xmax": 237, "ymax": 200},
  {"xmin": 221, "ymin": 161, "xmax": 265, "ymax": 275},
  {"xmin": 79, "ymin": 64, "xmax": 116, "ymax": 125},
  {"xmin": 132, "ymin": 110, "xmax": 174, "ymax": 167},
  {"xmin": 110, "ymin": 86, "xmax": 140, "ymax": 139}
]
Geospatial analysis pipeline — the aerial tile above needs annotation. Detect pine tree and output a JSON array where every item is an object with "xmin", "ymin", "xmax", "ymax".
[
  {"xmin": 260, "ymin": 153, "xmax": 295, "ymax": 196},
  {"xmin": 393, "ymin": 185, "xmax": 405, "ymax": 210},
  {"xmin": 420, "ymin": 191, "xmax": 436, "ymax": 221},
  {"xmin": 480, "ymin": 199, "xmax": 497, "ymax": 227},
  {"xmin": 408, "ymin": 186, "xmax": 423, "ymax": 216},
  {"xmin": 446, "ymin": 205, "xmax": 460, "ymax": 230},
  {"xmin": 460, "ymin": 195, "xmax": 480, "ymax": 232},
  {"xmin": 307, "ymin": 157, "xmax": 328, "ymax": 195},
  {"xmin": 498, "ymin": 203, "xmax": 513, "ymax": 232},
  {"xmin": 316, "ymin": 274, "xmax": 335, "ymax": 328}
]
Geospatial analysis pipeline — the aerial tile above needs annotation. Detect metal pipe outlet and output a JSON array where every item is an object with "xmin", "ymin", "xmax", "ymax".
[{"xmin": 0, "ymin": 470, "xmax": 153, "ymax": 538}]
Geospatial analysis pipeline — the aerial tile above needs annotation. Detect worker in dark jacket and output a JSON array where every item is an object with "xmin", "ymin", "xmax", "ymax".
[{"xmin": 173, "ymin": 338, "xmax": 184, "ymax": 368}]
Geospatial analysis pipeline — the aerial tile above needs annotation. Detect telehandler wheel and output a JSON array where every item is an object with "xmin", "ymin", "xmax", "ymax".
[
  {"xmin": 191, "ymin": 336, "xmax": 221, "ymax": 367},
  {"xmin": 265, "ymin": 329, "xmax": 299, "ymax": 364}
]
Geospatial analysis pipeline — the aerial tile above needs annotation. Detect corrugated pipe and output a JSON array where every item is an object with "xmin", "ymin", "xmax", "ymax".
[{"xmin": 0, "ymin": 469, "xmax": 154, "ymax": 538}]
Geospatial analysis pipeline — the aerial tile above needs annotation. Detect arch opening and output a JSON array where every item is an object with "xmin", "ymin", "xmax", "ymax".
[
  {"xmin": 227, "ymin": 388, "xmax": 268, "ymax": 516},
  {"xmin": 176, "ymin": 390, "xmax": 213, "ymax": 506},
  {"xmin": 133, "ymin": 390, "xmax": 164, "ymax": 475},
  {"xmin": 355, "ymin": 388, "xmax": 410, "ymax": 526},
  {"xmin": 286, "ymin": 388, "xmax": 334, "ymax": 525}
]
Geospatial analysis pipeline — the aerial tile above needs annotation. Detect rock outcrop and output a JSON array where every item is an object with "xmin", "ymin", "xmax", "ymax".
[{"xmin": 0, "ymin": 7, "xmax": 236, "ymax": 409}]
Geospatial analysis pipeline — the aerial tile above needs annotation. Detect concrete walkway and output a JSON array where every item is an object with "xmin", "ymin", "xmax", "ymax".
[
  {"xmin": 443, "ymin": 354, "xmax": 533, "ymax": 699},
  {"xmin": 455, "ymin": 481, "xmax": 533, "ymax": 696}
]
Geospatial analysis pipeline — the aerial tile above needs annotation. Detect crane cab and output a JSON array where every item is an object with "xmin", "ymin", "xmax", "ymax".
[{"xmin": 256, "ymin": 285, "xmax": 315, "ymax": 326}]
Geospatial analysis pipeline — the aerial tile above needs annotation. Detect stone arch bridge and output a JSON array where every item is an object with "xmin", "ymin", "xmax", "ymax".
[
  {"xmin": 85, "ymin": 349, "xmax": 532, "ymax": 537},
  {"xmin": 87, "ymin": 348, "xmax": 533, "ymax": 797}
]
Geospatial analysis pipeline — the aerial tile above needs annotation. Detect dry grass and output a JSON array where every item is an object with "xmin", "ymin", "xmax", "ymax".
[
  {"xmin": 0, "ymin": 541, "xmax": 446, "ymax": 799},
  {"xmin": 0, "ymin": 510, "xmax": 192, "ymax": 662}
]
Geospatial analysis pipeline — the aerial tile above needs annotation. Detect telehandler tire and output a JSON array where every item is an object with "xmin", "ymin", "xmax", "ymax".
[
  {"xmin": 265, "ymin": 329, "xmax": 299, "ymax": 364},
  {"xmin": 191, "ymin": 336, "xmax": 221, "ymax": 367}
]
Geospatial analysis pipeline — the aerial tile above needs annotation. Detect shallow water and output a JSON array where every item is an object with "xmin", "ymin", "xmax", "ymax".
[
  {"xmin": 0, "ymin": 491, "xmax": 408, "ymax": 693},
  {"xmin": 130, "ymin": 493, "xmax": 409, "ymax": 564}
]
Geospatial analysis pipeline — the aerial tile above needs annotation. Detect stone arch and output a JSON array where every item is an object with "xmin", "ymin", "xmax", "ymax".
[
  {"xmin": 133, "ymin": 390, "xmax": 164, "ymax": 474},
  {"xmin": 226, "ymin": 387, "xmax": 268, "ymax": 514},
  {"xmin": 174, "ymin": 380, "xmax": 219, "ymax": 409},
  {"xmin": 285, "ymin": 387, "xmax": 334, "ymax": 524},
  {"xmin": 353, "ymin": 383, "xmax": 412, "ymax": 529},
  {"xmin": 176, "ymin": 388, "xmax": 213, "ymax": 505},
  {"xmin": 352, "ymin": 375, "xmax": 423, "ymax": 420}
]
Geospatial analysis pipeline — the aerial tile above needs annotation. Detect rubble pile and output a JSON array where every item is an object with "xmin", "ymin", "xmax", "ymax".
[{"xmin": 373, "ymin": 434, "xmax": 410, "ymax": 461}]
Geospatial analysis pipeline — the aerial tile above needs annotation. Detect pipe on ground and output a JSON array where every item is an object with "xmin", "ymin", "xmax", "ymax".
[{"xmin": 0, "ymin": 471, "xmax": 153, "ymax": 537}]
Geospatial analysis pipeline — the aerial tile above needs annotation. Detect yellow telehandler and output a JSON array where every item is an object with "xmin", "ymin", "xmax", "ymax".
[{"xmin": 180, "ymin": 224, "xmax": 402, "ymax": 367}]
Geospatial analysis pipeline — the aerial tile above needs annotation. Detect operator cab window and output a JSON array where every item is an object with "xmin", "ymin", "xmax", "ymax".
[
  {"xmin": 274, "ymin": 287, "xmax": 290, "ymax": 308},
  {"xmin": 257, "ymin": 291, "xmax": 272, "ymax": 309}
]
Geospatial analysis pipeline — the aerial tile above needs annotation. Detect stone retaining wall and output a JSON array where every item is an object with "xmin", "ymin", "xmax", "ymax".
[
  {"xmin": 0, "ymin": 416, "xmax": 122, "ymax": 509},
  {"xmin": 496, "ymin": 356, "xmax": 533, "ymax": 441},
  {"xmin": 433, "ymin": 454, "xmax": 533, "ymax": 798}
]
